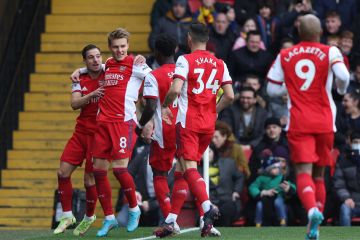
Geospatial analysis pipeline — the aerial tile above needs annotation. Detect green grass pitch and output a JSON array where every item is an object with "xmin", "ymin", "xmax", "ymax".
[{"xmin": 1, "ymin": 227, "xmax": 360, "ymax": 240}]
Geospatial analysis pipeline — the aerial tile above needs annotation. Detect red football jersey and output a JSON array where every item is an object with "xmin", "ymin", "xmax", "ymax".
[
  {"xmin": 267, "ymin": 42, "xmax": 344, "ymax": 133},
  {"xmin": 72, "ymin": 72, "xmax": 104, "ymax": 135},
  {"xmin": 143, "ymin": 63, "xmax": 178, "ymax": 149},
  {"xmin": 173, "ymin": 50, "xmax": 232, "ymax": 133},
  {"xmin": 97, "ymin": 55, "xmax": 151, "ymax": 123}
]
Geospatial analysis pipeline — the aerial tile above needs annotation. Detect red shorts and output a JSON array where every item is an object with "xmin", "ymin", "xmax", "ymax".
[
  {"xmin": 92, "ymin": 120, "xmax": 137, "ymax": 160},
  {"xmin": 287, "ymin": 131, "xmax": 334, "ymax": 167},
  {"xmin": 149, "ymin": 141, "xmax": 176, "ymax": 172},
  {"xmin": 175, "ymin": 123, "xmax": 213, "ymax": 162},
  {"xmin": 60, "ymin": 132, "xmax": 94, "ymax": 173}
]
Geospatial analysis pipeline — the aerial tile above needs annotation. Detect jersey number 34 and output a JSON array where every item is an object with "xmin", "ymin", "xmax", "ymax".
[{"xmin": 192, "ymin": 68, "xmax": 220, "ymax": 94}]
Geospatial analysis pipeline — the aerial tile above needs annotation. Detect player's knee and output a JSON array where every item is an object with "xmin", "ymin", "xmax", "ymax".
[
  {"xmin": 84, "ymin": 172, "xmax": 95, "ymax": 186},
  {"xmin": 57, "ymin": 169, "xmax": 71, "ymax": 178},
  {"xmin": 152, "ymin": 168, "xmax": 168, "ymax": 177}
]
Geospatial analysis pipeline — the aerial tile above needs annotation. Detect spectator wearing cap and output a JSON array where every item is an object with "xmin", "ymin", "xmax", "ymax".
[
  {"xmin": 248, "ymin": 117, "xmax": 288, "ymax": 183},
  {"xmin": 249, "ymin": 152, "xmax": 296, "ymax": 227},
  {"xmin": 333, "ymin": 130, "xmax": 360, "ymax": 226},
  {"xmin": 148, "ymin": 0, "xmax": 192, "ymax": 56},
  {"xmin": 209, "ymin": 12, "xmax": 236, "ymax": 64},
  {"xmin": 219, "ymin": 86, "xmax": 268, "ymax": 149}
]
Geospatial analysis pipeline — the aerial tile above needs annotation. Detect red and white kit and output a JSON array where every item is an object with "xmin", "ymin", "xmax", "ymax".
[
  {"xmin": 60, "ymin": 73, "xmax": 104, "ymax": 172},
  {"xmin": 267, "ymin": 42, "xmax": 344, "ymax": 165},
  {"xmin": 92, "ymin": 55, "xmax": 151, "ymax": 160},
  {"xmin": 143, "ymin": 63, "xmax": 178, "ymax": 171},
  {"xmin": 173, "ymin": 50, "xmax": 232, "ymax": 161}
]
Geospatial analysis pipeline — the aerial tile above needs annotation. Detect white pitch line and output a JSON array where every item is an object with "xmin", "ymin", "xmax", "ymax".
[{"xmin": 129, "ymin": 227, "xmax": 198, "ymax": 240}]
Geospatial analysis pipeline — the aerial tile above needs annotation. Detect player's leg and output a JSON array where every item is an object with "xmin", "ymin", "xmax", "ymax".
[
  {"xmin": 111, "ymin": 120, "xmax": 140, "ymax": 232},
  {"xmin": 313, "ymin": 132, "xmax": 334, "ymax": 214},
  {"xmin": 154, "ymin": 163, "xmax": 185, "ymax": 237},
  {"xmin": 74, "ymin": 134, "xmax": 98, "ymax": 236},
  {"xmin": 54, "ymin": 133, "xmax": 86, "ymax": 234},
  {"xmin": 92, "ymin": 122, "xmax": 118, "ymax": 237},
  {"xmin": 54, "ymin": 161, "xmax": 77, "ymax": 234},
  {"xmin": 152, "ymin": 168, "xmax": 171, "ymax": 219}
]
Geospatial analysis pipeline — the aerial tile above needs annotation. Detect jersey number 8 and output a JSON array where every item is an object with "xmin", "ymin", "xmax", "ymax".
[{"xmin": 295, "ymin": 59, "xmax": 316, "ymax": 91}]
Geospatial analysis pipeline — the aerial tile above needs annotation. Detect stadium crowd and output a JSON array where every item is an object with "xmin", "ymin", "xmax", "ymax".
[{"xmin": 133, "ymin": 0, "xmax": 360, "ymax": 228}]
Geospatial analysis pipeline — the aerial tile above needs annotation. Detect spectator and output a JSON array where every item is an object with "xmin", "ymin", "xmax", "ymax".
[
  {"xmin": 333, "ymin": 130, "xmax": 360, "ymax": 226},
  {"xmin": 204, "ymin": 123, "xmax": 246, "ymax": 226},
  {"xmin": 219, "ymin": 86, "xmax": 268, "ymax": 149},
  {"xmin": 148, "ymin": 0, "xmax": 192, "ymax": 55},
  {"xmin": 321, "ymin": 11, "xmax": 343, "ymax": 44},
  {"xmin": 209, "ymin": 12, "xmax": 236, "ymax": 63},
  {"xmin": 326, "ymin": 34, "xmax": 340, "ymax": 47},
  {"xmin": 228, "ymin": 30, "xmax": 273, "ymax": 84},
  {"xmin": 348, "ymin": 62, "xmax": 360, "ymax": 93},
  {"xmin": 248, "ymin": 117, "xmax": 289, "ymax": 183},
  {"xmin": 242, "ymin": 74, "xmax": 268, "ymax": 109},
  {"xmin": 150, "ymin": 0, "xmax": 172, "ymax": 29},
  {"xmin": 280, "ymin": 37, "xmax": 294, "ymax": 50},
  {"xmin": 339, "ymin": 31, "xmax": 354, "ymax": 70},
  {"xmin": 232, "ymin": 17, "xmax": 266, "ymax": 51},
  {"xmin": 249, "ymin": 154, "xmax": 296, "ymax": 227},
  {"xmin": 336, "ymin": 90, "xmax": 360, "ymax": 141},
  {"xmin": 212, "ymin": 121, "xmax": 250, "ymax": 179},
  {"xmin": 233, "ymin": 0, "xmax": 257, "ymax": 26},
  {"xmin": 193, "ymin": 0, "xmax": 217, "ymax": 27},
  {"xmin": 268, "ymin": 94, "xmax": 289, "ymax": 128},
  {"xmin": 281, "ymin": 0, "xmax": 314, "ymax": 33},
  {"xmin": 255, "ymin": 0, "xmax": 282, "ymax": 52},
  {"xmin": 314, "ymin": 0, "xmax": 357, "ymax": 31}
]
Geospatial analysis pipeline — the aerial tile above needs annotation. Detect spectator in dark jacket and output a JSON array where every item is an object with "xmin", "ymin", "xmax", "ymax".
[
  {"xmin": 209, "ymin": 12, "xmax": 236, "ymax": 63},
  {"xmin": 228, "ymin": 30, "xmax": 273, "ymax": 84},
  {"xmin": 148, "ymin": 0, "xmax": 192, "ymax": 55},
  {"xmin": 333, "ymin": 131, "xmax": 360, "ymax": 226},
  {"xmin": 348, "ymin": 62, "xmax": 360, "ymax": 93},
  {"xmin": 219, "ymin": 86, "xmax": 268, "ymax": 149}
]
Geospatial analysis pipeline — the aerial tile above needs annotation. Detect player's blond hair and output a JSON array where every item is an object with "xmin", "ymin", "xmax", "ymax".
[
  {"xmin": 107, "ymin": 28, "xmax": 130, "ymax": 45},
  {"xmin": 298, "ymin": 14, "xmax": 322, "ymax": 42}
]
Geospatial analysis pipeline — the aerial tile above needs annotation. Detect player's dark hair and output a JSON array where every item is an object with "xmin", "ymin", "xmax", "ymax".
[
  {"xmin": 108, "ymin": 28, "xmax": 130, "ymax": 45},
  {"xmin": 82, "ymin": 44, "xmax": 100, "ymax": 59},
  {"xmin": 246, "ymin": 30, "xmax": 261, "ymax": 42},
  {"xmin": 325, "ymin": 11, "xmax": 340, "ymax": 20},
  {"xmin": 239, "ymin": 86, "xmax": 257, "ymax": 97},
  {"xmin": 245, "ymin": 74, "xmax": 260, "ymax": 82},
  {"xmin": 189, "ymin": 22, "xmax": 209, "ymax": 43},
  {"xmin": 155, "ymin": 33, "xmax": 177, "ymax": 57},
  {"xmin": 350, "ymin": 130, "xmax": 360, "ymax": 142}
]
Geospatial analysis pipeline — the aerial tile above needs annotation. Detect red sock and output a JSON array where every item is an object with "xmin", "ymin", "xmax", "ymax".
[
  {"xmin": 195, "ymin": 198, "xmax": 204, "ymax": 217},
  {"xmin": 58, "ymin": 176, "xmax": 72, "ymax": 212},
  {"xmin": 113, "ymin": 168, "xmax": 137, "ymax": 208},
  {"xmin": 170, "ymin": 172, "xmax": 189, "ymax": 215},
  {"xmin": 93, "ymin": 169, "xmax": 113, "ymax": 216},
  {"xmin": 184, "ymin": 168, "xmax": 209, "ymax": 205},
  {"xmin": 314, "ymin": 178, "xmax": 326, "ymax": 213},
  {"xmin": 296, "ymin": 173, "xmax": 317, "ymax": 212},
  {"xmin": 85, "ymin": 184, "xmax": 97, "ymax": 217},
  {"xmin": 154, "ymin": 175, "xmax": 171, "ymax": 218}
]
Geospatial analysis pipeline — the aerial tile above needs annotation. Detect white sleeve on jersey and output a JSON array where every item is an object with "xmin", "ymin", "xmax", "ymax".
[
  {"xmin": 71, "ymin": 82, "xmax": 81, "ymax": 93},
  {"xmin": 329, "ymin": 46, "xmax": 350, "ymax": 95},
  {"xmin": 143, "ymin": 73, "xmax": 159, "ymax": 98},
  {"xmin": 222, "ymin": 62, "xmax": 232, "ymax": 85},
  {"xmin": 174, "ymin": 55, "xmax": 189, "ymax": 81},
  {"xmin": 267, "ymin": 54, "xmax": 284, "ymax": 84},
  {"xmin": 132, "ymin": 63, "xmax": 152, "ymax": 80}
]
